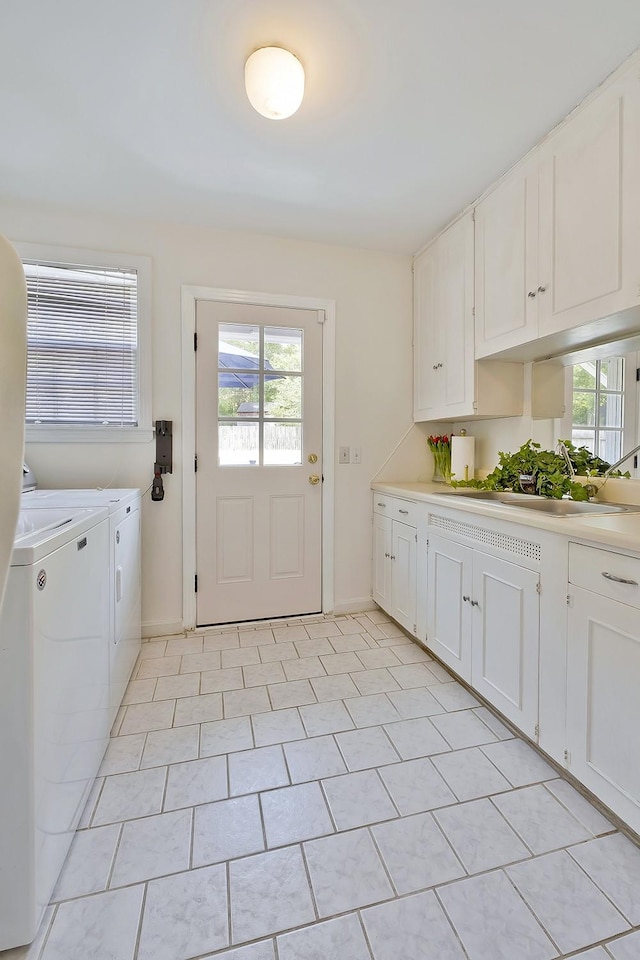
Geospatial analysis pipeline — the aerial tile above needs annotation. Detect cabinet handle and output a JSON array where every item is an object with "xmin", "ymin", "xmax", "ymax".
[
  {"xmin": 377, "ymin": 502, "xmax": 386, "ymax": 507},
  {"xmin": 527, "ymin": 290, "xmax": 537, "ymax": 298},
  {"xmin": 470, "ymin": 600, "xmax": 479, "ymax": 607},
  {"xmin": 390, "ymin": 555, "xmax": 396, "ymax": 561},
  {"xmin": 462, "ymin": 595, "xmax": 470, "ymax": 602},
  {"xmin": 537, "ymin": 285, "xmax": 547, "ymax": 293},
  {"xmin": 602, "ymin": 571, "xmax": 638, "ymax": 586},
  {"xmin": 384, "ymin": 552, "xmax": 390, "ymax": 558},
  {"xmin": 398, "ymin": 509, "xmax": 409, "ymax": 515}
]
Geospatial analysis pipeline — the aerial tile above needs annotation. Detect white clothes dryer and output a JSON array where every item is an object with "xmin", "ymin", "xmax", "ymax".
[
  {"xmin": 22, "ymin": 485, "xmax": 142, "ymax": 724},
  {"xmin": 0, "ymin": 506, "xmax": 110, "ymax": 950}
]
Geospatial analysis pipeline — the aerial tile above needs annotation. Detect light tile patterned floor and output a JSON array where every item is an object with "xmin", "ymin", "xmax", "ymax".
[{"xmin": 5, "ymin": 611, "xmax": 640, "ymax": 960}]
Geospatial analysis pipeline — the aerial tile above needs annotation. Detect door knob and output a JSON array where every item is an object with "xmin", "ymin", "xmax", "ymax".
[
  {"xmin": 308, "ymin": 475, "xmax": 320, "ymax": 485},
  {"xmin": 308, "ymin": 453, "xmax": 318, "ymax": 464}
]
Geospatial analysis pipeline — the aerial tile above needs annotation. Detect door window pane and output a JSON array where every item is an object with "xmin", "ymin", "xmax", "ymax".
[
  {"xmin": 600, "ymin": 358, "xmax": 624, "ymax": 391},
  {"xmin": 598, "ymin": 430, "xmax": 623, "ymax": 464},
  {"xmin": 264, "ymin": 422, "xmax": 303, "ymax": 465},
  {"xmin": 573, "ymin": 362, "xmax": 596, "ymax": 390},
  {"xmin": 217, "ymin": 321, "xmax": 304, "ymax": 466},
  {"xmin": 218, "ymin": 380, "xmax": 259, "ymax": 418},
  {"xmin": 264, "ymin": 327, "xmax": 303, "ymax": 372},
  {"xmin": 264, "ymin": 376, "xmax": 302, "ymax": 419},
  {"xmin": 218, "ymin": 421, "xmax": 259, "ymax": 465}
]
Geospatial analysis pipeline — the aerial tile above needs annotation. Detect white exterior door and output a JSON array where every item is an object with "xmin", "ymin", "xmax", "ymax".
[{"xmin": 195, "ymin": 300, "xmax": 323, "ymax": 625}]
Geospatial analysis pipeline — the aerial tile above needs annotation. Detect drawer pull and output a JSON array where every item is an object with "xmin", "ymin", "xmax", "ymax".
[
  {"xmin": 602, "ymin": 571, "xmax": 638, "ymax": 586},
  {"xmin": 377, "ymin": 502, "xmax": 386, "ymax": 507},
  {"xmin": 398, "ymin": 509, "xmax": 409, "ymax": 515}
]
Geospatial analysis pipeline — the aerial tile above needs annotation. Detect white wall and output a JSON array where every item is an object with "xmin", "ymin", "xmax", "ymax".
[{"xmin": 1, "ymin": 200, "xmax": 413, "ymax": 633}]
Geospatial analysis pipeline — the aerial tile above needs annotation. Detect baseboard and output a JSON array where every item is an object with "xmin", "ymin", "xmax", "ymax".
[
  {"xmin": 332, "ymin": 598, "xmax": 378, "ymax": 615},
  {"xmin": 142, "ymin": 619, "xmax": 184, "ymax": 640}
]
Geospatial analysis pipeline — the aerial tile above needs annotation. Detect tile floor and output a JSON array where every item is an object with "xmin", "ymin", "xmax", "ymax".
[{"xmin": 5, "ymin": 610, "xmax": 640, "ymax": 960}]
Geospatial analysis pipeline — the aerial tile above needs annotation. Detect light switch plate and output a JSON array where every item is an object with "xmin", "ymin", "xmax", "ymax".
[{"xmin": 339, "ymin": 446, "xmax": 350, "ymax": 464}]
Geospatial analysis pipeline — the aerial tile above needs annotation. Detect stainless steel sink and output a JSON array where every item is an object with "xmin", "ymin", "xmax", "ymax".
[
  {"xmin": 497, "ymin": 499, "xmax": 631, "ymax": 515},
  {"xmin": 436, "ymin": 489, "xmax": 637, "ymax": 515}
]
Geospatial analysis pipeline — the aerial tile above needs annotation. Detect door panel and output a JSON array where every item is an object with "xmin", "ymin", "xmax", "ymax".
[
  {"xmin": 475, "ymin": 159, "xmax": 539, "ymax": 356},
  {"xmin": 196, "ymin": 301, "xmax": 322, "ymax": 625},
  {"xmin": 427, "ymin": 536, "xmax": 472, "ymax": 681},
  {"xmin": 567, "ymin": 587, "xmax": 640, "ymax": 832},
  {"xmin": 372, "ymin": 513, "xmax": 392, "ymax": 611},
  {"xmin": 471, "ymin": 552, "xmax": 539, "ymax": 736},
  {"xmin": 391, "ymin": 520, "xmax": 416, "ymax": 632}
]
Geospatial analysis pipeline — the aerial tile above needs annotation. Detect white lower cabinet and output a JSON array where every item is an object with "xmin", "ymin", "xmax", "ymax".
[
  {"xmin": 426, "ymin": 536, "xmax": 473, "ymax": 681},
  {"xmin": 372, "ymin": 496, "xmax": 418, "ymax": 636},
  {"xmin": 471, "ymin": 552, "xmax": 540, "ymax": 738},
  {"xmin": 567, "ymin": 583, "xmax": 640, "ymax": 834},
  {"xmin": 427, "ymin": 533, "xmax": 540, "ymax": 736}
]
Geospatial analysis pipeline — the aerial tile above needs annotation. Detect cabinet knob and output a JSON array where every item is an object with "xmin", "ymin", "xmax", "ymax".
[
  {"xmin": 470, "ymin": 599, "xmax": 479, "ymax": 607},
  {"xmin": 527, "ymin": 290, "xmax": 537, "ymax": 298},
  {"xmin": 384, "ymin": 552, "xmax": 390, "ymax": 558},
  {"xmin": 537, "ymin": 285, "xmax": 547, "ymax": 293},
  {"xmin": 390, "ymin": 555, "xmax": 396, "ymax": 561},
  {"xmin": 462, "ymin": 595, "xmax": 470, "ymax": 603}
]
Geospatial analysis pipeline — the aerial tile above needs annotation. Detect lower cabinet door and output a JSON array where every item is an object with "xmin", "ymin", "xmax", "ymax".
[
  {"xmin": 372, "ymin": 513, "xmax": 392, "ymax": 613},
  {"xmin": 391, "ymin": 520, "xmax": 417, "ymax": 634},
  {"xmin": 471, "ymin": 552, "xmax": 540, "ymax": 738},
  {"xmin": 567, "ymin": 586, "xmax": 640, "ymax": 834},
  {"xmin": 427, "ymin": 535, "xmax": 473, "ymax": 681}
]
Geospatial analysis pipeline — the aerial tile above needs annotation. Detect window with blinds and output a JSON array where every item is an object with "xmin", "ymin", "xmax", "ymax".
[{"xmin": 24, "ymin": 259, "xmax": 139, "ymax": 426}]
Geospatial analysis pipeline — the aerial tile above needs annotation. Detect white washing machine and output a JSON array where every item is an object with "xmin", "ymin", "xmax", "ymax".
[
  {"xmin": 22, "ymin": 481, "xmax": 142, "ymax": 725},
  {"xmin": 0, "ymin": 506, "xmax": 110, "ymax": 950}
]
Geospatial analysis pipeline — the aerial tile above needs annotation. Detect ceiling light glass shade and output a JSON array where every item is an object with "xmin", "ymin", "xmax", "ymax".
[{"xmin": 245, "ymin": 47, "xmax": 305, "ymax": 120}]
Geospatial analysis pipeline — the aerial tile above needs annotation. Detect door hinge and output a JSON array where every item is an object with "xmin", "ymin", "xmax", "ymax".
[
  {"xmin": 194, "ymin": 332, "xmax": 198, "ymax": 351},
  {"xmin": 536, "ymin": 581, "xmax": 541, "ymax": 595},
  {"xmin": 534, "ymin": 723, "xmax": 540, "ymax": 741},
  {"xmin": 194, "ymin": 574, "xmax": 198, "ymax": 593},
  {"xmin": 415, "ymin": 533, "xmax": 418, "ymax": 543},
  {"xmin": 566, "ymin": 593, "xmax": 573, "ymax": 607},
  {"xmin": 194, "ymin": 455, "xmax": 198, "ymax": 473},
  {"xmin": 472, "ymin": 306, "xmax": 475, "ymax": 318},
  {"xmin": 472, "ymin": 209, "xmax": 476, "ymax": 222},
  {"xmin": 636, "ymin": 366, "xmax": 639, "ymax": 382},
  {"xmin": 413, "ymin": 623, "xmax": 417, "ymax": 634},
  {"xmin": 564, "ymin": 748, "xmax": 571, "ymax": 765}
]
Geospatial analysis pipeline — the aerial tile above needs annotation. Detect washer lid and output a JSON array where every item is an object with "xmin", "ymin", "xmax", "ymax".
[{"xmin": 12, "ymin": 506, "xmax": 108, "ymax": 565}]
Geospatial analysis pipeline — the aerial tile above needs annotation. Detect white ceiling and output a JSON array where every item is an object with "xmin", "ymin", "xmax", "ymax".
[{"xmin": 2, "ymin": 0, "xmax": 640, "ymax": 253}]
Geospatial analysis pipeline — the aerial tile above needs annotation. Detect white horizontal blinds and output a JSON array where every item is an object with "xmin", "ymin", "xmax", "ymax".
[{"xmin": 24, "ymin": 260, "xmax": 139, "ymax": 425}]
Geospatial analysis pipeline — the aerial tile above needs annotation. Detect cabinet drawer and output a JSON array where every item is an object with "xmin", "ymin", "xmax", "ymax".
[
  {"xmin": 569, "ymin": 542, "xmax": 640, "ymax": 608},
  {"xmin": 372, "ymin": 495, "xmax": 420, "ymax": 526}
]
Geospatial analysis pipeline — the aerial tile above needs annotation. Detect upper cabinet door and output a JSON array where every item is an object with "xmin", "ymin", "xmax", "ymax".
[
  {"xmin": 538, "ymin": 64, "xmax": 640, "ymax": 337},
  {"xmin": 475, "ymin": 158, "xmax": 539, "ymax": 357},
  {"xmin": 439, "ymin": 212, "xmax": 475, "ymax": 418},
  {"xmin": 413, "ymin": 242, "xmax": 440, "ymax": 420}
]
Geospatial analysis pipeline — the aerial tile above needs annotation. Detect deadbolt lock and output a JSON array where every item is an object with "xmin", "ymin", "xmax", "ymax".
[
  {"xmin": 308, "ymin": 475, "xmax": 320, "ymax": 485},
  {"xmin": 308, "ymin": 453, "xmax": 318, "ymax": 464}
]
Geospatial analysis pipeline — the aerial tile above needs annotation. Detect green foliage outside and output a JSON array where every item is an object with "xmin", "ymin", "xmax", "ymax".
[{"xmin": 218, "ymin": 339, "xmax": 302, "ymax": 419}]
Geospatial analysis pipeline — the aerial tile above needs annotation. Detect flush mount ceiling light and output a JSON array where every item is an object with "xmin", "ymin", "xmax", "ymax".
[{"xmin": 245, "ymin": 46, "xmax": 305, "ymax": 120}]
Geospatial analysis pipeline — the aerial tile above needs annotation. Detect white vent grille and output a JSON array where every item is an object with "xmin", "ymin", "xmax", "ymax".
[{"xmin": 429, "ymin": 514, "xmax": 541, "ymax": 561}]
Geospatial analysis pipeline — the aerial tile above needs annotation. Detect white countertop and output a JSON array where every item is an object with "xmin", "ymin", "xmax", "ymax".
[{"xmin": 372, "ymin": 481, "xmax": 640, "ymax": 554}]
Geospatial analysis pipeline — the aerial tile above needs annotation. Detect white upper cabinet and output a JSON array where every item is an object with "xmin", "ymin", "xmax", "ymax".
[
  {"xmin": 474, "ymin": 60, "xmax": 640, "ymax": 360},
  {"xmin": 414, "ymin": 211, "xmax": 524, "ymax": 421},
  {"xmin": 538, "ymin": 63, "xmax": 640, "ymax": 338},
  {"xmin": 414, "ymin": 215, "xmax": 475, "ymax": 421},
  {"xmin": 474, "ymin": 157, "xmax": 539, "ymax": 358}
]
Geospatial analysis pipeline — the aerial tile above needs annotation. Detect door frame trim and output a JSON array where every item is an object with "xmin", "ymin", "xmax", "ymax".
[{"xmin": 180, "ymin": 285, "xmax": 336, "ymax": 630}]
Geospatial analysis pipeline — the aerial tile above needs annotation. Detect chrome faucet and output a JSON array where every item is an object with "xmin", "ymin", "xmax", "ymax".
[
  {"xmin": 557, "ymin": 441, "xmax": 575, "ymax": 478},
  {"xmin": 603, "ymin": 441, "xmax": 640, "ymax": 478}
]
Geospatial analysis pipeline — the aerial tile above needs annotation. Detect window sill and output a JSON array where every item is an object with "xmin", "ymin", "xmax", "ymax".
[{"xmin": 26, "ymin": 427, "xmax": 154, "ymax": 444}]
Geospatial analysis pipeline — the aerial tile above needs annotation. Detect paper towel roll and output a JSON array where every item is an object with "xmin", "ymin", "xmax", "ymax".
[{"xmin": 451, "ymin": 436, "xmax": 475, "ymax": 482}]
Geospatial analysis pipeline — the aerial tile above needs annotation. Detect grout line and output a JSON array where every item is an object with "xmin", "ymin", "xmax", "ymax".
[
  {"xmin": 105, "ymin": 821, "xmax": 125, "ymax": 889},
  {"xmin": 502, "ymin": 867, "xmax": 564, "ymax": 954},
  {"xmin": 131, "ymin": 882, "xmax": 148, "ymax": 960}
]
